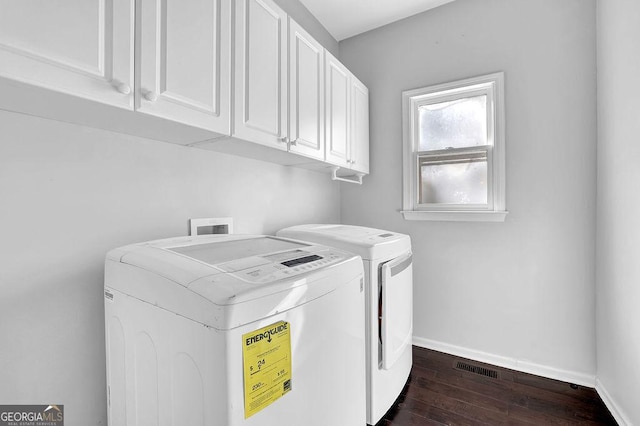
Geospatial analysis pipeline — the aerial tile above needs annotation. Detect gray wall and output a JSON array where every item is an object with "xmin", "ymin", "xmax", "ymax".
[
  {"xmin": 339, "ymin": 0, "xmax": 598, "ymax": 383},
  {"xmin": 596, "ymin": 0, "xmax": 640, "ymax": 423},
  {"xmin": 274, "ymin": 0, "xmax": 339, "ymax": 55},
  {"xmin": 0, "ymin": 112, "xmax": 339, "ymax": 424}
]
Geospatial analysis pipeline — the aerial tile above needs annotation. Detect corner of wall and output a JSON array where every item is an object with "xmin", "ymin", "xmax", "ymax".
[
  {"xmin": 596, "ymin": 379, "xmax": 632, "ymax": 426},
  {"xmin": 272, "ymin": 0, "xmax": 339, "ymax": 56}
]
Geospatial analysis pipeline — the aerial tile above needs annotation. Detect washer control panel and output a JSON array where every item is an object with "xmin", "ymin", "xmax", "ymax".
[
  {"xmin": 281, "ymin": 254, "xmax": 322, "ymax": 267},
  {"xmin": 222, "ymin": 249, "xmax": 348, "ymax": 283}
]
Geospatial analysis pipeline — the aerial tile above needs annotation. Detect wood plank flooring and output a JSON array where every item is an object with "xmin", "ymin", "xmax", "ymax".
[{"xmin": 377, "ymin": 347, "xmax": 617, "ymax": 425}]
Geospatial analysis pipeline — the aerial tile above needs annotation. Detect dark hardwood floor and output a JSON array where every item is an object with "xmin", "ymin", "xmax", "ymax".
[{"xmin": 377, "ymin": 346, "xmax": 617, "ymax": 425}]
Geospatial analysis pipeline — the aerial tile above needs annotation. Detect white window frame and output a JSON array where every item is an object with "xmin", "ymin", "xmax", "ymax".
[{"xmin": 401, "ymin": 72, "xmax": 507, "ymax": 222}]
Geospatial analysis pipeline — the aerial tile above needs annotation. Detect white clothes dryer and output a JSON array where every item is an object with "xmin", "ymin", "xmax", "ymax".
[
  {"xmin": 277, "ymin": 224, "xmax": 413, "ymax": 425},
  {"xmin": 104, "ymin": 234, "xmax": 366, "ymax": 426}
]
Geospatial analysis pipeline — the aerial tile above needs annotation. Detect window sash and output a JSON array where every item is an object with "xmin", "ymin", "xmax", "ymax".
[
  {"xmin": 415, "ymin": 146, "xmax": 494, "ymax": 211},
  {"xmin": 413, "ymin": 87, "xmax": 495, "ymax": 152}
]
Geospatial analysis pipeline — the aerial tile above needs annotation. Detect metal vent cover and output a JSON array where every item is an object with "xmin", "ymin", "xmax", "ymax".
[{"xmin": 454, "ymin": 361, "xmax": 499, "ymax": 379}]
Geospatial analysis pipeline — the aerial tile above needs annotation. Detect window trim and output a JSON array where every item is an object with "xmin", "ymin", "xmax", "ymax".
[{"xmin": 401, "ymin": 72, "xmax": 507, "ymax": 222}]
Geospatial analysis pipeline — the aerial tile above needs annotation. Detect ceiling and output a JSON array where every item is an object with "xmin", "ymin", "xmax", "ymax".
[{"xmin": 298, "ymin": 0, "xmax": 457, "ymax": 41}]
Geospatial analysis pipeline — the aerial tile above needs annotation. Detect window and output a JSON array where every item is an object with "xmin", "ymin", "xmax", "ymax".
[{"xmin": 401, "ymin": 72, "xmax": 507, "ymax": 221}]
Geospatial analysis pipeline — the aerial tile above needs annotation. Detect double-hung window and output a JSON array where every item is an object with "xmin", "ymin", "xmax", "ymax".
[{"xmin": 401, "ymin": 72, "xmax": 507, "ymax": 221}]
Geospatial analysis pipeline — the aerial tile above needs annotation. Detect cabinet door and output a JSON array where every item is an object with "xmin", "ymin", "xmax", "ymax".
[
  {"xmin": 0, "ymin": 0, "xmax": 133, "ymax": 109},
  {"xmin": 137, "ymin": 0, "xmax": 230, "ymax": 134},
  {"xmin": 324, "ymin": 51, "xmax": 350, "ymax": 168},
  {"xmin": 234, "ymin": 0, "xmax": 288, "ymax": 149},
  {"xmin": 288, "ymin": 20, "xmax": 324, "ymax": 160},
  {"xmin": 351, "ymin": 77, "xmax": 370, "ymax": 174}
]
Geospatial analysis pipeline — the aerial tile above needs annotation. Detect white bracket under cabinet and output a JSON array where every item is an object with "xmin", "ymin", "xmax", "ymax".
[
  {"xmin": 330, "ymin": 167, "xmax": 365, "ymax": 185},
  {"xmin": 0, "ymin": 0, "xmax": 369, "ymax": 183}
]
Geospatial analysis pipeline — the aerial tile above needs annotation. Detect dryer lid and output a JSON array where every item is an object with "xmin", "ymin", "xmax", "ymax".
[{"xmin": 277, "ymin": 224, "xmax": 411, "ymax": 260}]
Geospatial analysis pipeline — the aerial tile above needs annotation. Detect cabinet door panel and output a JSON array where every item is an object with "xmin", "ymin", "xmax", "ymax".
[
  {"xmin": 138, "ymin": 0, "xmax": 230, "ymax": 133},
  {"xmin": 289, "ymin": 20, "xmax": 324, "ymax": 160},
  {"xmin": 166, "ymin": 0, "xmax": 215, "ymax": 107},
  {"xmin": 0, "ymin": 0, "xmax": 133, "ymax": 108},
  {"xmin": 234, "ymin": 0, "xmax": 287, "ymax": 148},
  {"xmin": 325, "ymin": 52, "xmax": 350, "ymax": 168},
  {"xmin": 351, "ymin": 77, "xmax": 370, "ymax": 174}
]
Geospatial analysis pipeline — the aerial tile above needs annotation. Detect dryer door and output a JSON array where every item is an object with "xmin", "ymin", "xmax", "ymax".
[{"xmin": 380, "ymin": 252, "xmax": 413, "ymax": 370}]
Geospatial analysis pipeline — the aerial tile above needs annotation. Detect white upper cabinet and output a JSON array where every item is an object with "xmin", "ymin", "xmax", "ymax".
[
  {"xmin": 351, "ymin": 77, "xmax": 370, "ymax": 174},
  {"xmin": 0, "ymin": 0, "xmax": 368, "ymax": 176},
  {"xmin": 325, "ymin": 51, "xmax": 351, "ymax": 168},
  {"xmin": 288, "ymin": 19, "xmax": 325, "ymax": 161},
  {"xmin": 0, "ymin": 0, "xmax": 134, "ymax": 108},
  {"xmin": 325, "ymin": 51, "xmax": 370, "ymax": 175},
  {"xmin": 234, "ymin": 0, "xmax": 288, "ymax": 149},
  {"xmin": 137, "ymin": 0, "xmax": 230, "ymax": 134}
]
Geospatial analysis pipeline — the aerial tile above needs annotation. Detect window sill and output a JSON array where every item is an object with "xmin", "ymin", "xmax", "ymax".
[{"xmin": 401, "ymin": 210, "xmax": 508, "ymax": 222}]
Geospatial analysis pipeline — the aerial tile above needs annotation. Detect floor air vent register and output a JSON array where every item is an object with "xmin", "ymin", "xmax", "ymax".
[{"xmin": 454, "ymin": 361, "xmax": 499, "ymax": 379}]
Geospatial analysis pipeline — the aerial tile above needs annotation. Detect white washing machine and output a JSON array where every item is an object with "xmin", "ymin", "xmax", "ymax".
[
  {"xmin": 277, "ymin": 224, "xmax": 413, "ymax": 425},
  {"xmin": 104, "ymin": 234, "xmax": 366, "ymax": 426}
]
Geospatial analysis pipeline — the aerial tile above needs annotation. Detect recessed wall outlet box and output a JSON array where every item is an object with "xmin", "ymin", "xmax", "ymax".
[{"xmin": 189, "ymin": 217, "xmax": 234, "ymax": 236}]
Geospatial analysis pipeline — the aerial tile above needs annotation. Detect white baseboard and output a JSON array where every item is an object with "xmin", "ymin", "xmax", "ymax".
[
  {"xmin": 412, "ymin": 336, "xmax": 596, "ymax": 387},
  {"xmin": 596, "ymin": 378, "xmax": 630, "ymax": 426}
]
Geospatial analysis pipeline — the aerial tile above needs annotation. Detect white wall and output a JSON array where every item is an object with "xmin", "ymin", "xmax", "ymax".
[
  {"xmin": 596, "ymin": 0, "xmax": 640, "ymax": 424},
  {"xmin": 0, "ymin": 110, "xmax": 340, "ymax": 424},
  {"xmin": 339, "ymin": 0, "xmax": 598, "ymax": 383}
]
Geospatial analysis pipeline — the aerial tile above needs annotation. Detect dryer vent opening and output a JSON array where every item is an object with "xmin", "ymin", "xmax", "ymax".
[{"xmin": 189, "ymin": 217, "xmax": 234, "ymax": 235}]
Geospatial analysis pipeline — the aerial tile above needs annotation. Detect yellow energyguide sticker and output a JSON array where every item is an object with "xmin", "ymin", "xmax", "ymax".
[{"xmin": 242, "ymin": 321, "xmax": 292, "ymax": 418}]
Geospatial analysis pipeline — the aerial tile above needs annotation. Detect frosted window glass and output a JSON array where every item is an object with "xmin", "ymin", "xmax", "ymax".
[
  {"xmin": 420, "ymin": 160, "xmax": 488, "ymax": 204},
  {"xmin": 419, "ymin": 95, "xmax": 488, "ymax": 151}
]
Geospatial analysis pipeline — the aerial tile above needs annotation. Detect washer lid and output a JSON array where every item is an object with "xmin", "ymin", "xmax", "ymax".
[
  {"xmin": 109, "ymin": 235, "xmax": 312, "ymax": 287},
  {"xmin": 169, "ymin": 236, "xmax": 308, "ymax": 266},
  {"xmin": 106, "ymin": 235, "xmax": 363, "ymax": 329},
  {"xmin": 277, "ymin": 224, "xmax": 411, "ymax": 260}
]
